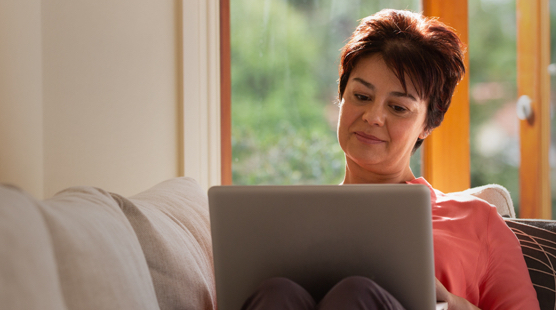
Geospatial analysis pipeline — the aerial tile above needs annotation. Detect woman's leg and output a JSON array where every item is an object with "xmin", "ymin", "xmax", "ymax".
[
  {"xmin": 318, "ymin": 276, "xmax": 406, "ymax": 310},
  {"xmin": 241, "ymin": 277, "xmax": 316, "ymax": 310}
]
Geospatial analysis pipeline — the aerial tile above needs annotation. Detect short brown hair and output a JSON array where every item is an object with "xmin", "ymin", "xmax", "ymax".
[{"xmin": 338, "ymin": 9, "xmax": 466, "ymax": 151}]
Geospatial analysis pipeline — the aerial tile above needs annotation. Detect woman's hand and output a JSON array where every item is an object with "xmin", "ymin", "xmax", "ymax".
[{"xmin": 436, "ymin": 278, "xmax": 481, "ymax": 310}]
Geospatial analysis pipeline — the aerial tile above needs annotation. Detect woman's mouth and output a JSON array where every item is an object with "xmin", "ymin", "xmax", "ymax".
[{"xmin": 354, "ymin": 131, "xmax": 385, "ymax": 145}]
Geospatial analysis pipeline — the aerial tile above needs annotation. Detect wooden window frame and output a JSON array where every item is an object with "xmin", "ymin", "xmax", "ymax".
[
  {"xmin": 517, "ymin": 0, "xmax": 551, "ymax": 218},
  {"xmin": 421, "ymin": 0, "xmax": 470, "ymax": 193},
  {"xmin": 220, "ymin": 0, "xmax": 232, "ymax": 185}
]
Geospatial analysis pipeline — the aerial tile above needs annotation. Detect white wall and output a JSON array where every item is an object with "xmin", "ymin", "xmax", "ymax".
[
  {"xmin": 0, "ymin": 0, "xmax": 220, "ymax": 199},
  {"xmin": 42, "ymin": 0, "xmax": 180, "ymax": 198},
  {"xmin": 0, "ymin": 0, "xmax": 44, "ymax": 198}
]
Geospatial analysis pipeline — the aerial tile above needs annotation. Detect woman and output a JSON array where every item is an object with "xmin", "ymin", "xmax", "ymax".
[{"xmin": 243, "ymin": 9, "xmax": 539, "ymax": 310}]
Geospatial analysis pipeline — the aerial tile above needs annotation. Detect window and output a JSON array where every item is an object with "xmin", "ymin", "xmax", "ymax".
[
  {"xmin": 220, "ymin": 0, "xmax": 554, "ymax": 219},
  {"xmin": 469, "ymin": 0, "xmax": 520, "ymax": 213}
]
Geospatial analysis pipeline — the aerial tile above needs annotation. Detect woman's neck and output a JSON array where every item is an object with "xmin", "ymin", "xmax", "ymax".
[{"xmin": 342, "ymin": 158, "xmax": 416, "ymax": 184}]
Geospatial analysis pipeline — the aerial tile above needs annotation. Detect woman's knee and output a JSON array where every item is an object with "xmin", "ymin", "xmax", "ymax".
[
  {"xmin": 328, "ymin": 275, "xmax": 383, "ymax": 296},
  {"xmin": 242, "ymin": 277, "xmax": 316, "ymax": 310},
  {"xmin": 336, "ymin": 276, "xmax": 377, "ymax": 288},
  {"xmin": 319, "ymin": 276, "xmax": 405, "ymax": 310},
  {"xmin": 257, "ymin": 277, "xmax": 309, "ymax": 296}
]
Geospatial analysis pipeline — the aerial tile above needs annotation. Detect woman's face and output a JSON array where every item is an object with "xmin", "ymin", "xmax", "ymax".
[{"xmin": 337, "ymin": 54, "xmax": 429, "ymax": 179}]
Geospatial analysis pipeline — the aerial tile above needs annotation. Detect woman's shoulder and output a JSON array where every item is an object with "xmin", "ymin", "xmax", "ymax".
[
  {"xmin": 409, "ymin": 177, "xmax": 497, "ymax": 212},
  {"xmin": 439, "ymin": 190, "xmax": 496, "ymax": 209}
]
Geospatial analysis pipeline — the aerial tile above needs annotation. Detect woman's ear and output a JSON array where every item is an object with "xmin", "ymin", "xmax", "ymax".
[{"xmin": 419, "ymin": 128, "xmax": 431, "ymax": 140}]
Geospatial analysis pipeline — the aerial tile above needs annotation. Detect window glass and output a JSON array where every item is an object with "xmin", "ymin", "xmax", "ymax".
[
  {"xmin": 231, "ymin": 0, "xmax": 420, "ymax": 185},
  {"xmin": 468, "ymin": 0, "xmax": 521, "ymax": 214}
]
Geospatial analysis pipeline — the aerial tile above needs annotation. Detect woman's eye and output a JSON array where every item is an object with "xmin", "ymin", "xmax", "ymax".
[
  {"xmin": 391, "ymin": 105, "xmax": 407, "ymax": 112},
  {"xmin": 354, "ymin": 94, "xmax": 370, "ymax": 101}
]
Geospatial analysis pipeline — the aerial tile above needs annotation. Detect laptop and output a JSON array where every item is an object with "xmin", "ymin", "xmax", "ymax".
[{"xmin": 209, "ymin": 184, "xmax": 443, "ymax": 310}]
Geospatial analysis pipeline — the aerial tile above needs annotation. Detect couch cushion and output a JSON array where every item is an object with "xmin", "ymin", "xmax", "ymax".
[
  {"xmin": 0, "ymin": 184, "xmax": 67, "ymax": 310},
  {"xmin": 505, "ymin": 219, "xmax": 556, "ymax": 310},
  {"xmin": 462, "ymin": 184, "xmax": 515, "ymax": 218},
  {"xmin": 111, "ymin": 177, "xmax": 216, "ymax": 310},
  {"xmin": 40, "ymin": 186, "xmax": 160, "ymax": 310}
]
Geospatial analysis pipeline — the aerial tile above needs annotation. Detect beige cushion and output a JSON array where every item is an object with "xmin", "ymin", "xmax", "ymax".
[
  {"xmin": 0, "ymin": 184, "xmax": 67, "ymax": 310},
  {"xmin": 111, "ymin": 177, "xmax": 216, "ymax": 310},
  {"xmin": 40, "ymin": 186, "xmax": 160, "ymax": 310},
  {"xmin": 462, "ymin": 184, "xmax": 516, "ymax": 218}
]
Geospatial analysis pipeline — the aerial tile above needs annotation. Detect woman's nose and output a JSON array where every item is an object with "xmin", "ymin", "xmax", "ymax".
[{"xmin": 362, "ymin": 102, "xmax": 386, "ymax": 126}]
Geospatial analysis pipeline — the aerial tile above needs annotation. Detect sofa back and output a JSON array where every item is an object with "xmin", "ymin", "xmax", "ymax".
[
  {"xmin": 505, "ymin": 219, "xmax": 556, "ymax": 310},
  {"xmin": 0, "ymin": 177, "xmax": 215, "ymax": 310}
]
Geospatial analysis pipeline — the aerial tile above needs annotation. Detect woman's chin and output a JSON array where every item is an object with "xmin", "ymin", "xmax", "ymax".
[{"xmin": 347, "ymin": 155, "xmax": 387, "ymax": 171}]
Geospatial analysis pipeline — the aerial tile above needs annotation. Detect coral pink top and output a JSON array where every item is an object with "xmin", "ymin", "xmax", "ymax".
[{"xmin": 407, "ymin": 177, "xmax": 539, "ymax": 310}]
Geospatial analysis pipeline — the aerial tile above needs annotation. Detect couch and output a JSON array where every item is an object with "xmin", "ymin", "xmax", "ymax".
[
  {"xmin": 0, "ymin": 177, "xmax": 215, "ymax": 310},
  {"xmin": 0, "ymin": 177, "xmax": 554, "ymax": 309}
]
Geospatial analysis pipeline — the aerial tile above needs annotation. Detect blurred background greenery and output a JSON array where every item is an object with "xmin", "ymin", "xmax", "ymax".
[{"xmin": 231, "ymin": 0, "xmax": 556, "ymax": 218}]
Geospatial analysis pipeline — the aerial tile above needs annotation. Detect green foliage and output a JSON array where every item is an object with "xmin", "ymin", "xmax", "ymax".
[
  {"xmin": 231, "ymin": 0, "xmax": 345, "ymax": 185},
  {"xmin": 467, "ymin": 0, "xmax": 521, "ymax": 213}
]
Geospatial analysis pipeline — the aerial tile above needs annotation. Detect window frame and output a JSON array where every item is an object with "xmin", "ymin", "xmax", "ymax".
[
  {"xmin": 517, "ymin": 0, "xmax": 551, "ymax": 218},
  {"xmin": 421, "ymin": 0, "xmax": 471, "ymax": 193}
]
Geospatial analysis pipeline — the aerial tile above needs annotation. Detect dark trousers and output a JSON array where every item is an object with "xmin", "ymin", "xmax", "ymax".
[{"xmin": 242, "ymin": 276, "xmax": 406, "ymax": 310}]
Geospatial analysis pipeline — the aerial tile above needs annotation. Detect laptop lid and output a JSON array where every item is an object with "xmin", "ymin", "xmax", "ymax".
[{"xmin": 209, "ymin": 184, "xmax": 435, "ymax": 310}]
